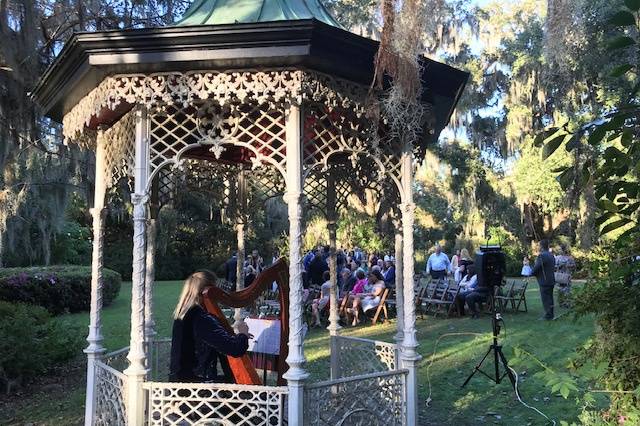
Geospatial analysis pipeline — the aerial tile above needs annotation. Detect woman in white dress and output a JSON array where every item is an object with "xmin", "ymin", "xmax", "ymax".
[{"xmin": 351, "ymin": 270, "xmax": 385, "ymax": 325}]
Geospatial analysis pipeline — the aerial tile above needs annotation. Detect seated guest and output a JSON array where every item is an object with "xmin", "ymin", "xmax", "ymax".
[
  {"xmin": 340, "ymin": 267, "xmax": 357, "ymax": 296},
  {"xmin": 351, "ymin": 270, "xmax": 368, "ymax": 294},
  {"xmin": 170, "ymin": 270, "xmax": 250, "ymax": 383},
  {"xmin": 351, "ymin": 270, "xmax": 385, "ymax": 326},
  {"xmin": 460, "ymin": 265, "xmax": 489, "ymax": 319},
  {"xmin": 455, "ymin": 265, "xmax": 478, "ymax": 316},
  {"xmin": 243, "ymin": 263, "xmax": 256, "ymax": 287},
  {"xmin": 311, "ymin": 271, "xmax": 332, "ymax": 327},
  {"xmin": 383, "ymin": 256, "xmax": 395, "ymax": 287}
]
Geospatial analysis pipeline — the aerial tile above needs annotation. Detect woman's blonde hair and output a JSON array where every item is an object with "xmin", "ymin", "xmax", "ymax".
[
  {"xmin": 460, "ymin": 248, "xmax": 471, "ymax": 260},
  {"xmin": 173, "ymin": 270, "xmax": 217, "ymax": 320}
]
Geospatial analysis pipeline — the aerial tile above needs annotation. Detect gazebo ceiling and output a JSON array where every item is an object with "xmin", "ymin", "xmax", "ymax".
[
  {"xmin": 176, "ymin": 0, "xmax": 341, "ymax": 28},
  {"xmin": 33, "ymin": 16, "xmax": 468, "ymax": 142}
]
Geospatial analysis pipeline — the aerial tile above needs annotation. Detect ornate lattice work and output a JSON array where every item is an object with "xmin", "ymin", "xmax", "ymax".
[
  {"xmin": 335, "ymin": 336, "xmax": 398, "ymax": 378},
  {"xmin": 144, "ymin": 382, "xmax": 287, "ymax": 426},
  {"xmin": 95, "ymin": 361, "xmax": 127, "ymax": 426},
  {"xmin": 147, "ymin": 102, "xmax": 287, "ymax": 180},
  {"xmin": 103, "ymin": 110, "xmax": 136, "ymax": 189},
  {"xmin": 304, "ymin": 370, "xmax": 407, "ymax": 426}
]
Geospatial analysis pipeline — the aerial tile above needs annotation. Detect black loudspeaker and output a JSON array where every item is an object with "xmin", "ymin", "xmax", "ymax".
[{"xmin": 475, "ymin": 246, "xmax": 506, "ymax": 289}]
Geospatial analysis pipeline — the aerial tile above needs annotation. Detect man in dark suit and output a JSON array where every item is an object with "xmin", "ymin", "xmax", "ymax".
[
  {"xmin": 224, "ymin": 253, "xmax": 238, "ymax": 290},
  {"xmin": 530, "ymin": 239, "xmax": 556, "ymax": 320}
]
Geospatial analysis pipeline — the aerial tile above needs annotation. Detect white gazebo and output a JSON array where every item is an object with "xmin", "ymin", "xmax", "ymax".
[{"xmin": 33, "ymin": 1, "xmax": 468, "ymax": 424}]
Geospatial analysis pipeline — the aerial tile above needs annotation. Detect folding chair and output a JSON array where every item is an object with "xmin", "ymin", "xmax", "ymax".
[
  {"xmin": 429, "ymin": 281, "xmax": 461, "ymax": 317},
  {"xmin": 510, "ymin": 279, "xmax": 529, "ymax": 312},
  {"xmin": 370, "ymin": 288, "xmax": 390, "ymax": 325},
  {"xmin": 494, "ymin": 280, "xmax": 516, "ymax": 312},
  {"xmin": 421, "ymin": 280, "xmax": 449, "ymax": 317},
  {"xmin": 417, "ymin": 281, "xmax": 437, "ymax": 318}
]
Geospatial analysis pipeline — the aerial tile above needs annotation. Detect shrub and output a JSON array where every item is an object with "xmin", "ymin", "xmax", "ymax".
[
  {"xmin": 0, "ymin": 265, "xmax": 121, "ymax": 315},
  {"xmin": 0, "ymin": 301, "xmax": 84, "ymax": 393}
]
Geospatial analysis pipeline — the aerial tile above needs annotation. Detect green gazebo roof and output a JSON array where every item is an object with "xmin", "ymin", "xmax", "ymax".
[{"xmin": 175, "ymin": 0, "xmax": 342, "ymax": 27}]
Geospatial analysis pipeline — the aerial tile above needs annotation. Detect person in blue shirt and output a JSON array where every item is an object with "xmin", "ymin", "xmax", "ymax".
[{"xmin": 425, "ymin": 243, "xmax": 451, "ymax": 280}]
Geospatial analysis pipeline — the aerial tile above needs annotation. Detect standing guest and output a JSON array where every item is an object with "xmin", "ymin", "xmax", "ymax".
[
  {"xmin": 369, "ymin": 253, "xmax": 379, "ymax": 270},
  {"xmin": 224, "ymin": 253, "xmax": 238, "ymax": 289},
  {"xmin": 383, "ymin": 256, "xmax": 395, "ymax": 287},
  {"xmin": 529, "ymin": 239, "xmax": 556, "ymax": 320},
  {"xmin": 169, "ymin": 270, "xmax": 250, "ymax": 383},
  {"xmin": 377, "ymin": 258, "xmax": 384, "ymax": 271},
  {"xmin": 308, "ymin": 249, "xmax": 329, "ymax": 286},
  {"xmin": 521, "ymin": 256, "xmax": 532, "ymax": 276},
  {"xmin": 303, "ymin": 249, "xmax": 315, "ymax": 271},
  {"xmin": 353, "ymin": 247, "xmax": 364, "ymax": 263},
  {"xmin": 451, "ymin": 249, "xmax": 460, "ymax": 280},
  {"xmin": 248, "ymin": 249, "xmax": 264, "ymax": 274},
  {"xmin": 425, "ymin": 243, "xmax": 451, "ymax": 280}
]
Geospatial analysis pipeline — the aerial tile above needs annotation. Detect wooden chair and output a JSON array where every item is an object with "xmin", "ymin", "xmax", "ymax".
[
  {"xmin": 493, "ymin": 280, "xmax": 516, "ymax": 311},
  {"xmin": 369, "ymin": 288, "xmax": 390, "ymax": 325},
  {"xmin": 429, "ymin": 281, "xmax": 461, "ymax": 317},
  {"xmin": 421, "ymin": 280, "xmax": 449, "ymax": 317},
  {"xmin": 509, "ymin": 279, "xmax": 529, "ymax": 312},
  {"xmin": 417, "ymin": 281, "xmax": 438, "ymax": 318}
]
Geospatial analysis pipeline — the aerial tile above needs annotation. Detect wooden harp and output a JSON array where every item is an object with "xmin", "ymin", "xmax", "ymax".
[{"xmin": 202, "ymin": 258, "xmax": 289, "ymax": 385}]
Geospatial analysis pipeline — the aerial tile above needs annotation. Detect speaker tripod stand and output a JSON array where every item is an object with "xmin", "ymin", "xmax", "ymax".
[{"xmin": 462, "ymin": 294, "xmax": 517, "ymax": 390}]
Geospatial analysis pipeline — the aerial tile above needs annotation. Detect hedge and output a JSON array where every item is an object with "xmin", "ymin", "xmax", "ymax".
[
  {"xmin": 0, "ymin": 301, "xmax": 83, "ymax": 393},
  {"xmin": 0, "ymin": 265, "xmax": 121, "ymax": 315}
]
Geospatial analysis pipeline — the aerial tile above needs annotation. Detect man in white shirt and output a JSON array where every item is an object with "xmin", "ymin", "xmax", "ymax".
[{"xmin": 425, "ymin": 243, "xmax": 451, "ymax": 280}]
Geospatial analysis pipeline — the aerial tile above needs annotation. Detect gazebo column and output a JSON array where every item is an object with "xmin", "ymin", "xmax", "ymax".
[
  {"xmin": 124, "ymin": 107, "xmax": 150, "ymax": 426},
  {"xmin": 144, "ymin": 188, "xmax": 159, "ymax": 366},
  {"xmin": 400, "ymin": 150, "xmax": 421, "ymax": 426},
  {"xmin": 234, "ymin": 169, "xmax": 247, "ymax": 327},
  {"xmin": 326, "ymin": 174, "xmax": 341, "ymax": 380},
  {"xmin": 84, "ymin": 130, "xmax": 107, "ymax": 426},
  {"xmin": 282, "ymin": 103, "xmax": 309, "ymax": 425},
  {"xmin": 393, "ymin": 220, "xmax": 404, "ymax": 344}
]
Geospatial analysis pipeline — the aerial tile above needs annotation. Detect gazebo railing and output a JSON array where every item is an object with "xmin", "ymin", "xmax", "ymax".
[
  {"xmin": 332, "ymin": 335, "xmax": 398, "ymax": 378},
  {"xmin": 148, "ymin": 337, "xmax": 172, "ymax": 381},
  {"xmin": 95, "ymin": 359, "xmax": 128, "ymax": 425},
  {"xmin": 143, "ymin": 382, "xmax": 288, "ymax": 426},
  {"xmin": 304, "ymin": 369, "xmax": 408, "ymax": 426}
]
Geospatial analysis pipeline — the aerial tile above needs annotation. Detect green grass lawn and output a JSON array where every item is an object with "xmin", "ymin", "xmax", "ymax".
[{"xmin": 3, "ymin": 279, "xmax": 600, "ymax": 425}]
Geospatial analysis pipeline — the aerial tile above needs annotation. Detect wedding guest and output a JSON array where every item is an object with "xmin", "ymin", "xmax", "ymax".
[{"xmin": 426, "ymin": 243, "xmax": 451, "ymax": 280}]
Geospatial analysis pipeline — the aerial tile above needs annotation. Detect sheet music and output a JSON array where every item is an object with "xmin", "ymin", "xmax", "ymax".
[{"xmin": 245, "ymin": 318, "xmax": 281, "ymax": 355}]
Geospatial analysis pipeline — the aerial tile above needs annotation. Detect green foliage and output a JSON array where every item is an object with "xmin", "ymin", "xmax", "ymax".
[
  {"xmin": 51, "ymin": 220, "xmax": 92, "ymax": 265},
  {"xmin": 0, "ymin": 301, "xmax": 83, "ymax": 393},
  {"xmin": 0, "ymin": 265, "xmax": 121, "ymax": 315}
]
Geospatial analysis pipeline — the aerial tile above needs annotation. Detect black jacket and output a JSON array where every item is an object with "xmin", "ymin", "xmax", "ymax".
[
  {"xmin": 169, "ymin": 305, "xmax": 249, "ymax": 383},
  {"xmin": 531, "ymin": 251, "xmax": 556, "ymax": 287}
]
